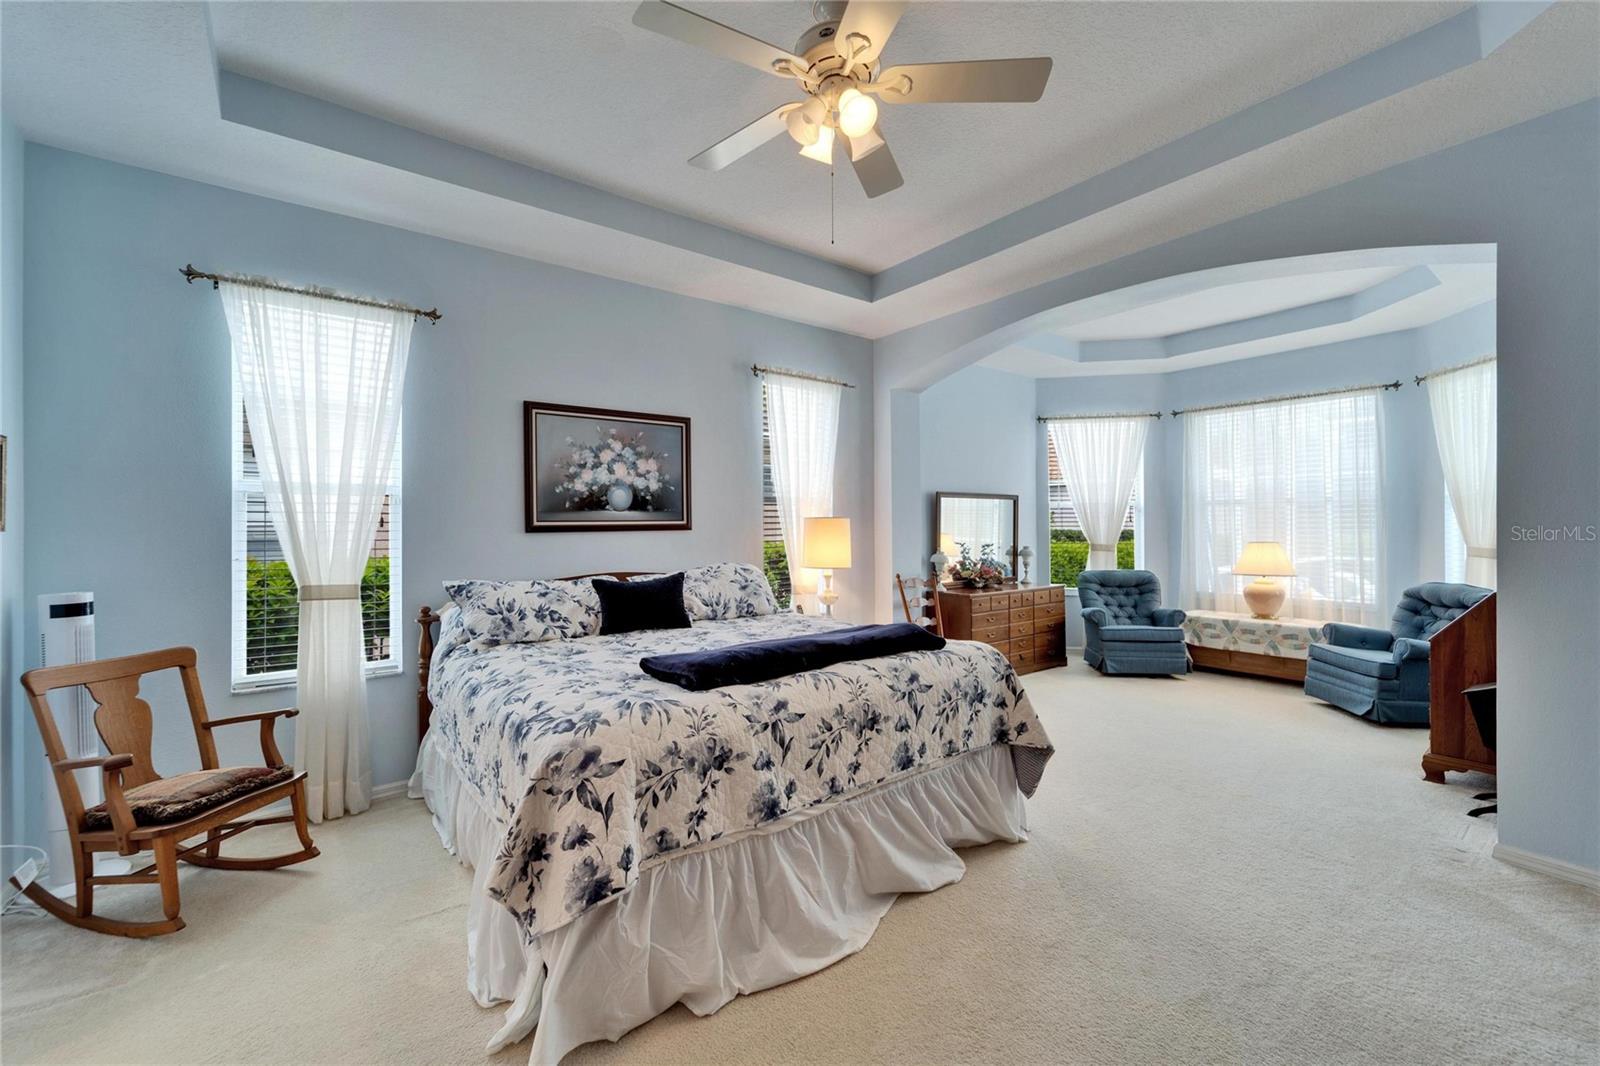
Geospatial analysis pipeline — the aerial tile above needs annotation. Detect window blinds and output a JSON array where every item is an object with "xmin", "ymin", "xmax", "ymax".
[
  {"xmin": 1179, "ymin": 390, "xmax": 1382, "ymax": 623},
  {"xmin": 231, "ymin": 401, "xmax": 402, "ymax": 688}
]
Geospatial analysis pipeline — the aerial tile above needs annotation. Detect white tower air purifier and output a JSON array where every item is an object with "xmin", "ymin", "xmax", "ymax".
[{"xmin": 38, "ymin": 592, "xmax": 129, "ymax": 893}]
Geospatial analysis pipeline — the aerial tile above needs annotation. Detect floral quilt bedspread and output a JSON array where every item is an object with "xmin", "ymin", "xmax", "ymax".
[{"xmin": 428, "ymin": 611, "xmax": 1054, "ymax": 940}]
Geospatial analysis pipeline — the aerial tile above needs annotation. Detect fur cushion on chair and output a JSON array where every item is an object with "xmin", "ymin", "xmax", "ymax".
[{"xmin": 81, "ymin": 766, "xmax": 294, "ymax": 830}]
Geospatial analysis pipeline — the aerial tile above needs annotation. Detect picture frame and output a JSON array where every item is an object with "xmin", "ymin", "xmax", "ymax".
[{"xmin": 524, "ymin": 401, "xmax": 692, "ymax": 533}]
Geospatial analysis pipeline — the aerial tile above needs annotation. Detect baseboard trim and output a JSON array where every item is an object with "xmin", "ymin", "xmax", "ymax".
[
  {"xmin": 371, "ymin": 779, "xmax": 412, "ymax": 803},
  {"xmin": 1493, "ymin": 842, "xmax": 1600, "ymax": 892}
]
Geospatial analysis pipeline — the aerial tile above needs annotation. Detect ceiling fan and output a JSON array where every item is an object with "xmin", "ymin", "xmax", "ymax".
[{"xmin": 631, "ymin": 0, "xmax": 1053, "ymax": 198}]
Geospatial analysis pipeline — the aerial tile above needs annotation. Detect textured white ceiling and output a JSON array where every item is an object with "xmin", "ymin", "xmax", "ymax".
[
  {"xmin": 1, "ymin": 2, "xmax": 1593, "ymax": 338},
  {"xmin": 204, "ymin": 1, "xmax": 1464, "ymax": 273}
]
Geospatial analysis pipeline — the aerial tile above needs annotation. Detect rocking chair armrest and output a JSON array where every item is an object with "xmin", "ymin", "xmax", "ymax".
[
  {"xmin": 202, "ymin": 708, "xmax": 297, "ymax": 770},
  {"xmin": 199, "ymin": 708, "xmax": 299, "ymax": 730},
  {"xmin": 53, "ymin": 755, "xmax": 138, "ymax": 851},
  {"xmin": 100, "ymin": 763, "xmax": 140, "ymax": 852},
  {"xmin": 52, "ymin": 752, "xmax": 135, "ymax": 774}
]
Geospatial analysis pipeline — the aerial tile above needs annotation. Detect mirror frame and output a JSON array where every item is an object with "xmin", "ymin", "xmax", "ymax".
[{"xmin": 932, "ymin": 491, "xmax": 1020, "ymax": 576}]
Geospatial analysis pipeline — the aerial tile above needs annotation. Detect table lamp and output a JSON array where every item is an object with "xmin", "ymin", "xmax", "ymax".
[
  {"xmin": 932, "ymin": 533, "xmax": 958, "ymax": 582},
  {"xmin": 1234, "ymin": 541, "xmax": 1297, "ymax": 619},
  {"xmin": 802, "ymin": 516, "xmax": 851, "ymax": 617}
]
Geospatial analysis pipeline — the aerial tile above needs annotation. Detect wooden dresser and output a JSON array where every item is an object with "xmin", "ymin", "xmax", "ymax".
[{"xmin": 937, "ymin": 584, "xmax": 1067, "ymax": 674}]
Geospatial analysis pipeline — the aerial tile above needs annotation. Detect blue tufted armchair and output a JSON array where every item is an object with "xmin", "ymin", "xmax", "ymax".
[
  {"xmin": 1303, "ymin": 582, "xmax": 1492, "ymax": 725},
  {"xmin": 1078, "ymin": 570, "xmax": 1192, "ymax": 676}
]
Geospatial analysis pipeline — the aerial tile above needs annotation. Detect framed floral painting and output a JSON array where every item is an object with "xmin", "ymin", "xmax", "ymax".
[{"xmin": 524, "ymin": 402, "xmax": 691, "ymax": 532}]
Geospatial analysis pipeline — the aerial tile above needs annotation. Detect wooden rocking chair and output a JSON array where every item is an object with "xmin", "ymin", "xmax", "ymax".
[
  {"xmin": 896, "ymin": 572, "xmax": 944, "ymax": 636},
  {"xmin": 11, "ymin": 647, "xmax": 318, "ymax": 937}
]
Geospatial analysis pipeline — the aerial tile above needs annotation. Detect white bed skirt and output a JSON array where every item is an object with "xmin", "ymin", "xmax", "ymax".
[{"xmin": 410, "ymin": 732, "xmax": 1031, "ymax": 1065}]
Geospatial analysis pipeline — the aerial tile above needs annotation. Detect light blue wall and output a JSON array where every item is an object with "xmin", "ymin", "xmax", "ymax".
[
  {"xmin": 15, "ymin": 147, "xmax": 873, "ymax": 847},
  {"xmin": 881, "ymin": 100, "xmax": 1600, "ymax": 874},
  {"xmin": 1, "ymin": 119, "xmax": 28, "ymax": 850},
  {"xmin": 916, "ymin": 366, "xmax": 1038, "ymax": 578}
]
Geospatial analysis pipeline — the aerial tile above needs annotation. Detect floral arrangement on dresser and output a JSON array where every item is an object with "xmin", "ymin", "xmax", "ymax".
[
  {"xmin": 554, "ymin": 427, "xmax": 676, "ymax": 513},
  {"xmin": 950, "ymin": 542, "xmax": 1007, "ymax": 588}
]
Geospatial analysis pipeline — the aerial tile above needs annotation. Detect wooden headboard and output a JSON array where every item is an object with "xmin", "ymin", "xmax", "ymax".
[{"xmin": 415, "ymin": 572, "xmax": 659, "ymax": 741}]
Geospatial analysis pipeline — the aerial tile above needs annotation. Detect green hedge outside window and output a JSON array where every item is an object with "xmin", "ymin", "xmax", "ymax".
[{"xmin": 1049, "ymin": 529, "xmax": 1136, "ymax": 588}]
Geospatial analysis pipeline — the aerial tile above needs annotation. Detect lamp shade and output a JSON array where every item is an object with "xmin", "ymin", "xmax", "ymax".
[
  {"xmin": 1234, "ymin": 541, "xmax": 1297, "ymax": 577},
  {"xmin": 802, "ymin": 517, "xmax": 852, "ymax": 569}
]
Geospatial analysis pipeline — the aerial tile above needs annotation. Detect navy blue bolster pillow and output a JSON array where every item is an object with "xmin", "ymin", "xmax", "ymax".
[{"xmin": 640, "ymin": 623, "xmax": 946, "ymax": 691}]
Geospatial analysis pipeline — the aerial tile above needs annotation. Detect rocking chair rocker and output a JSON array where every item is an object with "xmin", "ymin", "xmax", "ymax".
[{"xmin": 11, "ymin": 646, "xmax": 318, "ymax": 937}]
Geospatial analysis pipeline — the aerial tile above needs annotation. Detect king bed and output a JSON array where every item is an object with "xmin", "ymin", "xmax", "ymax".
[{"xmin": 408, "ymin": 565, "xmax": 1055, "ymax": 1064}]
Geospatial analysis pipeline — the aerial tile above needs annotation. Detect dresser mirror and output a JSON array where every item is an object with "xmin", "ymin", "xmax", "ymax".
[{"xmin": 933, "ymin": 492, "xmax": 1019, "ymax": 574}]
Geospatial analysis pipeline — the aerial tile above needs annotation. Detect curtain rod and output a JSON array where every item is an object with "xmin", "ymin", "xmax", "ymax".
[
  {"xmin": 751, "ymin": 363, "xmax": 856, "ymax": 389},
  {"xmin": 1169, "ymin": 379, "xmax": 1402, "ymax": 417},
  {"xmin": 1036, "ymin": 411, "xmax": 1163, "ymax": 422},
  {"xmin": 181, "ymin": 265, "xmax": 442, "ymax": 323},
  {"xmin": 1415, "ymin": 354, "xmax": 1496, "ymax": 386}
]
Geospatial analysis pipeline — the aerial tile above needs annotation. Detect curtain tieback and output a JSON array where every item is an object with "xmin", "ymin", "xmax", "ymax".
[
  {"xmin": 1089, "ymin": 543, "xmax": 1117, "ymax": 554},
  {"xmin": 1466, "ymin": 547, "xmax": 1497, "ymax": 559},
  {"xmin": 299, "ymin": 584, "xmax": 361, "ymax": 602}
]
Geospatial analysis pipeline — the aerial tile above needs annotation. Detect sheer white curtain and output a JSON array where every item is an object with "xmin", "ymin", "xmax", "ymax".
[
  {"xmin": 763, "ymin": 373, "xmax": 841, "ymax": 606},
  {"xmin": 1427, "ymin": 359, "xmax": 1496, "ymax": 587},
  {"xmin": 1180, "ymin": 391, "xmax": 1383, "ymax": 624},
  {"xmin": 220, "ymin": 282, "xmax": 413, "ymax": 822},
  {"xmin": 1047, "ymin": 417, "xmax": 1148, "ymax": 570}
]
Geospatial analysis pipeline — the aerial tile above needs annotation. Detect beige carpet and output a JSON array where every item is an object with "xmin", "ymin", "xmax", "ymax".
[{"xmin": 3, "ymin": 666, "xmax": 1596, "ymax": 1065}]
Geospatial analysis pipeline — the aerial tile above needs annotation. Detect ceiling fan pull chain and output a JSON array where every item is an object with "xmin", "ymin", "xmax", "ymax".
[{"xmin": 830, "ymin": 165, "xmax": 835, "ymax": 246}]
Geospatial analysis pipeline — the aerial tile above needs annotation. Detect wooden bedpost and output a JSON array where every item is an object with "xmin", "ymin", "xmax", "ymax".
[{"xmin": 417, "ymin": 605, "xmax": 440, "ymax": 743}]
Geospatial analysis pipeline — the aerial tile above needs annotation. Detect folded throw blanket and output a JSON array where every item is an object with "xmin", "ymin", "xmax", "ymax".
[{"xmin": 640, "ymin": 622, "xmax": 947, "ymax": 691}]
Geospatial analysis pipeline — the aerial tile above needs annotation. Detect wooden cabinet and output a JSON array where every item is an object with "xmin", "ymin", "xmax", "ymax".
[
  {"xmin": 1423, "ymin": 592, "xmax": 1496, "ymax": 783},
  {"xmin": 938, "ymin": 584, "xmax": 1068, "ymax": 675}
]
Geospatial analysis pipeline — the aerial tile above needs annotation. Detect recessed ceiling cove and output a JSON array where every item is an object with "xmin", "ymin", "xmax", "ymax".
[{"xmin": 2, "ymin": 2, "xmax": 1594, "ymax": 337}]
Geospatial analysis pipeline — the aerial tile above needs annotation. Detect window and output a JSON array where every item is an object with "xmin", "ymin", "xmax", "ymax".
[
  {"xmin": 1046, "ymin": 435, "xmax": 1137, "ymax": 587},
  {"xmin": 760, "ymin": 397, "xmax": 793, "ymax": 610},
  {"xmin": 231, "ymin": 395, "xmax": 402, "ymax": 691},
  {"xmin": 1179, "ymin": 391, "xmax": 1381, "ymax": 623}
]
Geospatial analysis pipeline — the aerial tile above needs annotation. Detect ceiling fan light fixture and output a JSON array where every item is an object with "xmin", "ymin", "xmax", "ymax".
[
  {"xmin": 844, "ymin": 125, "xmax": 885, "ymax": 161},
  {"xmin": 836, "ymin": 87, "xmax": 878, "ymax": 138},
  {"xmin": 799, "ymin": 124, "xmax": 835, "ymax": 163},
  {"xmin": 784, "ymin": 108, "xmax": 820, "ymax": 146}
]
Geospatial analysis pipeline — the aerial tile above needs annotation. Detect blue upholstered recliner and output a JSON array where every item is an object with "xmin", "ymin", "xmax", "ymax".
[
  {"xmin": 1303, "ymin": 582, "xmax": 1492, "ymax": 725},
  {"xmin": 1078, "ymin": 570, "xmax": 1192, "ymax": 676}
]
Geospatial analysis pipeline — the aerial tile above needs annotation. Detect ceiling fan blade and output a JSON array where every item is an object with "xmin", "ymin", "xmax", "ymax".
[
  {"xmin": 875, "ymin": 58, "xmax": 1053, "ymax": 103},
  {"xmin": 689, "ymin": 105, "xmax": 795, "ymax": 171},
  {"xmin": 835, "ymin": 1, "xmax": 909, "ymax": 66},
  {"xmin": 844, "ymin": 130, "xmax": 903, "ymax": 198},
  {"xmin": 632, "ymin": 1, "xmax": 805, "ymax": 76}
]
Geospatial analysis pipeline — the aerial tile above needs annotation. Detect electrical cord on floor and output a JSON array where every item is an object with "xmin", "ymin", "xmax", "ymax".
[{"xmin": 1, "ymin": 845, "xmax": 50, "ymax": 916}]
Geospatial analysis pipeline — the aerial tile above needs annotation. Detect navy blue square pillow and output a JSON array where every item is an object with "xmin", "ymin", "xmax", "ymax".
[{"xmin": 592, "ymin": 573, "xmax": 692, "ymax": 635}]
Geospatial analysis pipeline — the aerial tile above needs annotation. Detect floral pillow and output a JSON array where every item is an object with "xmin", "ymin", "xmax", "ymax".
[
  {"xmin": 681, "ymin": 563, "xmax": 779, "ymax": 620},
  {"xmin": 443, "ymin": 578, "xmax": 601, "ymax": 646}
]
